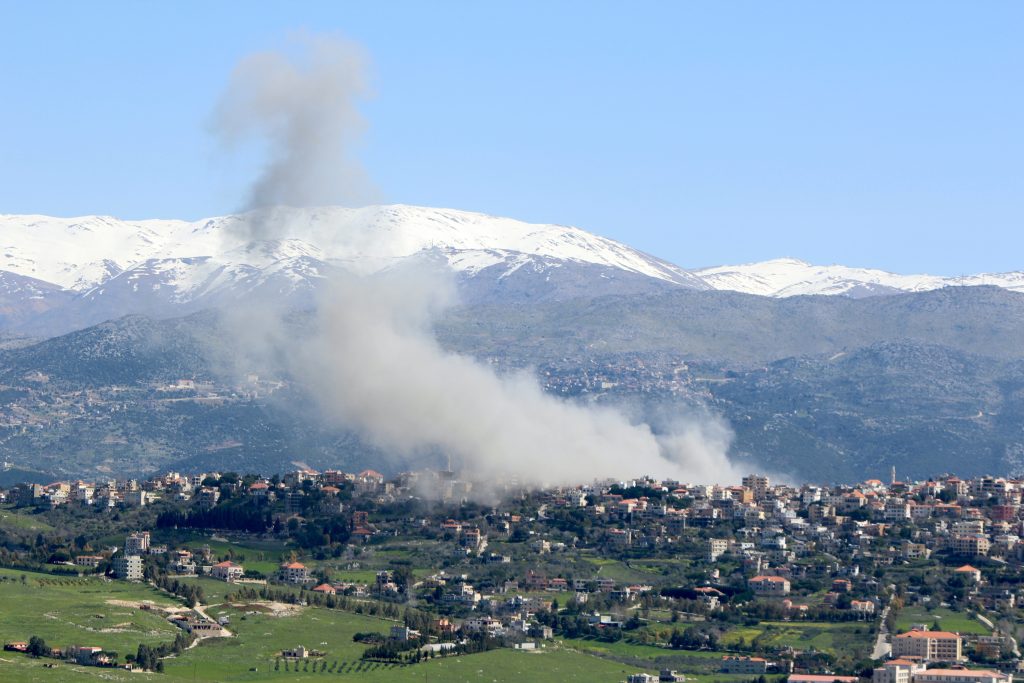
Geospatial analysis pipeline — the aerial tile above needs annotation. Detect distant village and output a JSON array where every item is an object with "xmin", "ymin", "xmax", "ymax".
[{"xmin": 2, "ymin": 466, "xmax": 1024, "ymax": 682}]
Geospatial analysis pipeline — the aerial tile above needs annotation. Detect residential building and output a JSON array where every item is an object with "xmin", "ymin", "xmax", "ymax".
[
  {"xmin": 124, "ymin": 531, "xmax": 150, "ymax": 556},
  {"xmin": 707, "ymin": 538, "xmax": 729, "ymax": 561},
  {"xmin": 891, "ymin": 630, "xmax": 963, "ymax": 662},
  {"xmin": 113, "ymin": 554, "xmax": 144, "ymax": 581},
  {"xmin": 748, "ymin": 575, "xmax": 790, "ymax": 596},
  {"xmin": 74, "ymin": 555, "xmax": 103, "ymax": 568},
  {"xmin": 280, "ymin": 561, "xmax": 310, "ymax": 584},
  {"xmin": 722, "ymin": 655, "xmax": 770, "ymax": 674},
  {"xmin": 210, "ymin": 560, "xmax": 244, "ymax": 582}
]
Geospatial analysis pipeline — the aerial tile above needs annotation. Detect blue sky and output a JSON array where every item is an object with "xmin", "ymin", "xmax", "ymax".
[{"xmin": 0, "ymin": 1, "xmax": 1020, "ymax": 275}]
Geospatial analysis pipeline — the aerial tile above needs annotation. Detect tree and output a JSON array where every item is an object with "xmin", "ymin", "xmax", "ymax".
[{"xmin": 27, "ymin": 635, "xmax": 49, "ymax": 657}]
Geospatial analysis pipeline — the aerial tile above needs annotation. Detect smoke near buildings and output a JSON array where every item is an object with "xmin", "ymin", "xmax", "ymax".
[{"xmin": 212, "ymin": 33, "xmax": 743, "ymax": 489}]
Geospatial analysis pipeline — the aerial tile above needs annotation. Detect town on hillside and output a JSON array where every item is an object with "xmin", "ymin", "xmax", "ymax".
[{"xmin": 0, "ymin": 468, "xmax": 1022, "ymax": 682}]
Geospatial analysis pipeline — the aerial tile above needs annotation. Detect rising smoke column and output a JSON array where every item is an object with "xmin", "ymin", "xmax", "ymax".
[
  {"xmin": 212, "ymin": 31, "xmax": 379, "ymax": 234},
  {"xmin": 212, "ymin": 33, "xmax": 743, "ymax": 488}
]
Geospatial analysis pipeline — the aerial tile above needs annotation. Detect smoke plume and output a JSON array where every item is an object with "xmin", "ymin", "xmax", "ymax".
[
  {"xmin": 214, "ymin": 34, "xmax": 744, "ymax": 489},
  {"xmin": 292, "ymin": 269, "xmax": 742, "ymax": 486},
  {"xmin": 212, "ymin": 31, "xmax": 379, "ymax": 232}
]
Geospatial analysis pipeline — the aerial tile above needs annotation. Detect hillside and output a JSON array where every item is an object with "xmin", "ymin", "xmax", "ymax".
[{"xmin": 1, "ymin": 286, "xmax": 1023, "ymax": 482}]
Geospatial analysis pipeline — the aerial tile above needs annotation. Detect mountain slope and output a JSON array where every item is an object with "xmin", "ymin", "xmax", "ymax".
[{"xmin": 2, "ymin": 288, "xmax": 1024, "ymax": 481}]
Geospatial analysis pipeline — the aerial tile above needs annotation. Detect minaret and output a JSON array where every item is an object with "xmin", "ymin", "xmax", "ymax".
[{"xmin": 891, "ymin": 466, "xmax": 896, "ymax": 485}]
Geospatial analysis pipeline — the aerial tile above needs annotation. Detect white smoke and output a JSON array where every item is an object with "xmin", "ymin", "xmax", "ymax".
[
  {"xmin": 292, "ymin": 268, "xmax": 742, "ymax": 486},
  {"xmin": 212, "ymin": 34, "xmax": 745, "ymax": 489},
  {"xmin": 211, "ymin": 31, "xmax": 379, "ymax": 232}
]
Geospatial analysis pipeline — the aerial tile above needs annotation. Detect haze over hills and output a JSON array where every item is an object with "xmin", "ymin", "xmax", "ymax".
[{"xmin": 2, "ymin": 205, "xmax": 1024, "ymax": 335}]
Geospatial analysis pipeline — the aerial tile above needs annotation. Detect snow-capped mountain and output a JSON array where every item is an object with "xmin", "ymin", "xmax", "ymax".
[
  {"xmin": 0, "ymin": 205, "xmax": 698, "ymax": 290},
  {"xmin": 692, "ymin": 258, "xmax": 1024, "ymax": 298},
  {"xmin": 0, "ymin": 205, "xmax": 705, "ymax": 334},
  {"xmin": 1, "ymin": 205, "xmax": 1022, "ymax": 336}
]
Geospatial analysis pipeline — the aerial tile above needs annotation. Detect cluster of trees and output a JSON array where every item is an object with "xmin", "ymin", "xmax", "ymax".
[
  {"xmin": 132, "ymin": 633, "xmax": 193, "ymax": 672},
  {"xmin": 155, "ymin": 574, "xmax": 205, "ymax": 607},
  {"xmin": 669, "ymin": 625, "xmax": 721, "ymax": 650},
  {"xmin": 532, "ymin": 610, "xmax": 624, "ymax": 642},
  {"xmin": 718, "ymin": 599, "xmax": 877, "ymax": 624},
  {"xmin": 226, "ymin": 585, "xmax": 403, "ymax": 619},
  {"xmin": 361, "ymin": 636, "xmax": 424, "ymax": 662},
  {"xmin": 26, "ymin": 635, "xmax": 51, "ymax": 657},
  {"xmin": 156, "ymin": 505, "xmax": 271, "ymax": 534}
]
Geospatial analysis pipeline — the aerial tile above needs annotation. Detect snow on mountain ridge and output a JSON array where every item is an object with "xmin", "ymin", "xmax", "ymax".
[
  {"xmin": 691, "ymin": 257, "xmax": 1024, "ymax": 297},
  {"xmin": 0, "ymin": 205, "xmax": 700, "ymax": 293},
  {"xmin": 1, "ymin": 207, "xmax": 1022, "ymax": 303}
]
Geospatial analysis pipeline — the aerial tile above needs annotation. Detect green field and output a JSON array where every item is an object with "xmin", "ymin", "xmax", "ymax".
[
  {"xmin": 720, "ymin": 621, "xmax": 874, "ymax": 657},
  {"xmin": 0, "ymin": 568, "xmax": 181, "ymax": 653},
  {"xmin": 0, "ymin": 568, "xmax": 655, "ymax": 682},
  {"xmin": 584, "ymin": 557, "xmax": 668, "ymax": 584},
  {"xmin": 1, "ymin": 646, "xmax": 648, "ymax": 683},
  {"xmin": 894, "ymin": 606, "xmax": 990, "ymax": 635},
  {"xmin": 562, "ymin": 636, "xmax": 726, "ymax": 661},
  {"xmin": 0, "ymin": 508, "xmax": 54, "ymax": 533}
]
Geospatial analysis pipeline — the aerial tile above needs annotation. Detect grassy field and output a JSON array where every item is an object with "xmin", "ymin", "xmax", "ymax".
[
  {"xmin": 720, "ymin": 621, "xmax": 874, "ymax": 657},
  {"xmin": 0, "ymin": 566, "xmax": 655, "ymax": 682},
  {"xmin": 0, "ymin": 507, "xmax": 54, "ymax": 533},
  {"xmin": 894, "ymin": 606, "xmax": 990, "ymax": 635},
  {"xmin": 0, "ymin": 646, "xmax": 650, "ymax": 682},
  {"xmin": 0, "ymin": 568, "xmax": 182, "ymax": 653},
  {"xmin": 583, "ymin": 557, "xmax": 671, "ymax": 584},
  {"xmin": 562, "ymin": 636, "xmax": 726, "ymax": 661}
]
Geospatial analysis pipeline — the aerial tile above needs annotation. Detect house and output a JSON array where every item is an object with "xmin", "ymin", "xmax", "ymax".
[
  {"xmin": 66, "ymin": 645, "xmax": 109, "ymax": 666},
  {"xmin": 949, "ymin": 535, "xmax": 991, "ymax": 556},
  {"xmin": 694, "ymin": 586, "xmax": 725, "ymax": 608},
  {"xmin": 196, "ymin": 487, "xmax": 221, "ymax": 510},
  {"xmin": 915, "ymin": 670, "xmax": 1011, "ymax": 683},
  {"xmin": 74, "ymin": 555, "xmax": 104, "ymax": 568},
  {"xmin": 171, "ymin": 550, "xmax": 196, "ymax": 575},
  {"xmin": 461, "ymin": 616, "xmax": 501, "ymax": 635},
  {"xmin": 851, "ymin": 599, "xmax": 876, "ymax": 614},
  {"xmin": 832, "ymin": 578, "xmax": 853, "ymax": 593},
  {"xmin": 748, "ymin": 575, "xmax": 791, "ymax": 596},
  {"xmin": 390, "ymin": 625, "xmax": 420, "ymax": 642},
  {"xmin": 627, "ymin": 675, "xmax": 658, "ymax": 683},
  {"xmin": 248, "ymin": 482, "xmax": 271, "ymax": 498},
  {"xmin": 113, "ymin": 554, "xmax": 144, "ymax": 581},
  {"xmin": 312, "ymin": 583, "xmax": 336, "ymax": 595},
  {"xmin": 722, "ymin": 655, "xmax": 770, "ymax": 674},
  {"xmin": 210, "ymin": 560, "xmax": 244, "ymax": 582},
  {"xmin": 954, "ymin": 565, "xmax": 983, "ymax": 583},
  {"xmin": 279, "ymin": 561, "xmax": 310, "ymax": 584},
  {"xmin": 124, "ymin": 490, "xmax": 147, "ymax": 507},
  {"xmin": 169, "ymin": 616, "xmax": 228, "ymax": 636},
  {"xmin": 282, "ymin": 645, "xmax": 309, "ymax": 659},
  {"xmin": 892, "ymin": 630, "xmax": 963, "ymax": 661},
  {"xmin": 124, "ymin": 531, "xmax": 150, "ymax": 556},
  {"xmin": 873, "ymin": 659, "xmax": 925, "ymax": 683},
  {"xmin": 707, "ymin": 538, "xmax": 730, "ymax": 561}
]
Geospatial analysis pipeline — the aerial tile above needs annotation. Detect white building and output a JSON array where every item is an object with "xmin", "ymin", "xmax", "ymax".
[
  {"xmin": 124, "ymin": 531, "xmax": 150, "ymax": 556},
  {"xmin": 113, "ymin": 554, "xmax": 144, "ymax": 581}
]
